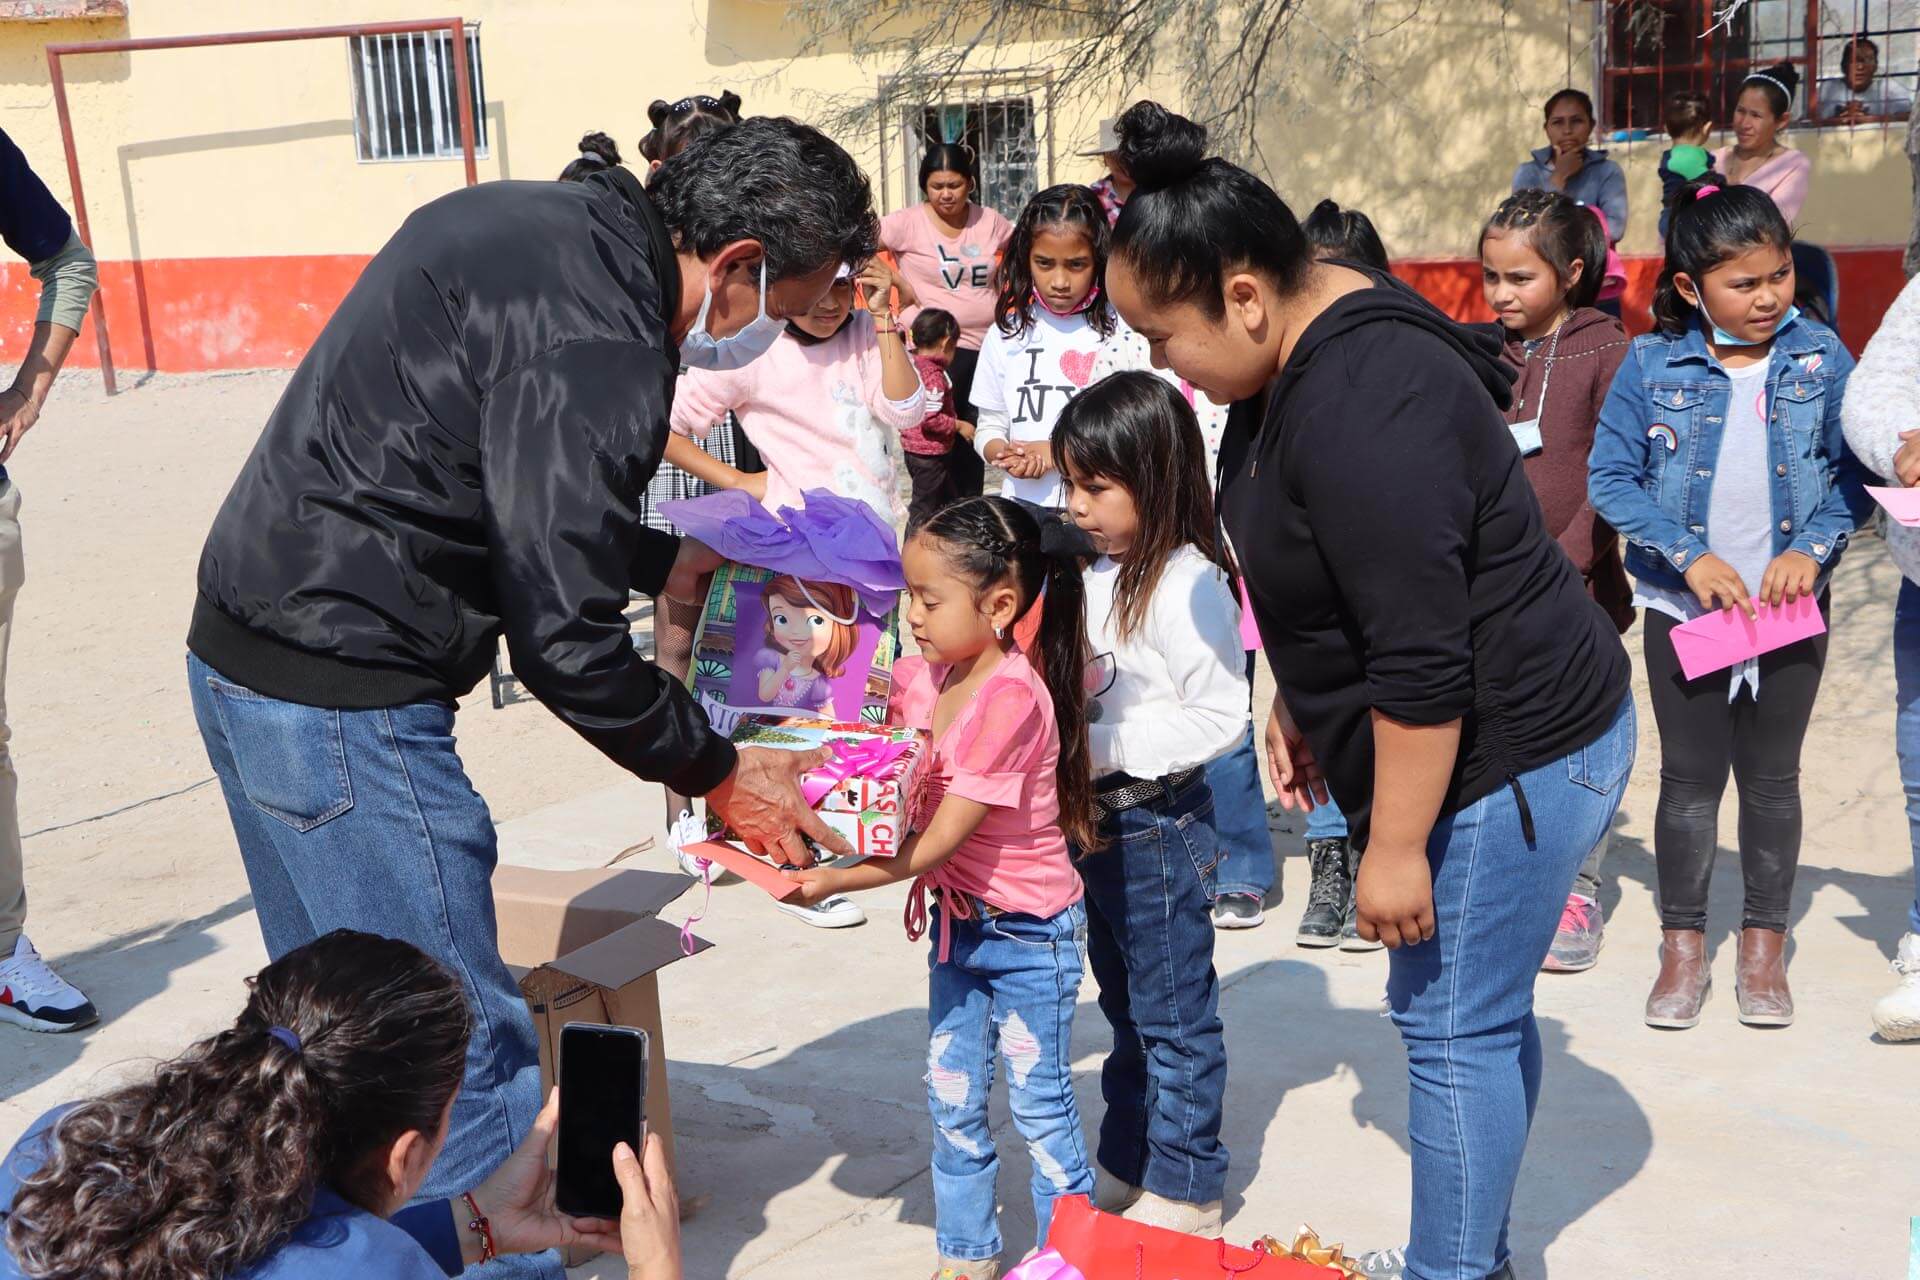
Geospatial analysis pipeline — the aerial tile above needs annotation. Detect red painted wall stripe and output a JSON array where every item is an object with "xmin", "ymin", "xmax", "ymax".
[{"xmin": 0, "ymin": 246, "xmax": 1905, "ymax": 375}]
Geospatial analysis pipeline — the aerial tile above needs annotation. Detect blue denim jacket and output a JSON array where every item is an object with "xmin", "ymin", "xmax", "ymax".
[{"xmin": 1586, "ymin": 315, "xmax": 1870, "ymax": 593}]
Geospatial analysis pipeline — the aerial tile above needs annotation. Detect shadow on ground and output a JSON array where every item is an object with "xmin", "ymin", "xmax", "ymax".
[{"xmin": 666, "ymin": 957, "xmax": 1650, "ymax": 1277}]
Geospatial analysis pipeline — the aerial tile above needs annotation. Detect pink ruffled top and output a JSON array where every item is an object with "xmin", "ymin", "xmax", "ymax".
[{"xmin": 888, "ymin": 652, "xmax": 1083, "ymax": 960}]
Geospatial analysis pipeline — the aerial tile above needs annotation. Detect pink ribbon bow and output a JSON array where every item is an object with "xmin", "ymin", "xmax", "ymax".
[{"xmin": 800, "ymin": 737, "xmax": 916, "ymax": 808}]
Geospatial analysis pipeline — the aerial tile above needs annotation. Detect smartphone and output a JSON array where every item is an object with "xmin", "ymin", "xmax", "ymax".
[{"xmin": 555, "ymin": 1022, "xmax": 649, "ymax": 1219}]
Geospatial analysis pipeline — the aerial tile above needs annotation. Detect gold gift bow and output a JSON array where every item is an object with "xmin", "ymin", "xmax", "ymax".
[{"xmin": 1255, "ymin": 1226, "xmax": 1366, "ymax": 1279}]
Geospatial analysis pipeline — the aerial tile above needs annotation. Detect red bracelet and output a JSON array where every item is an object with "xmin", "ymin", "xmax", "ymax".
[{"xmin": 462, "ymin": 1191, "xmax": 497, "ymax": 1264}]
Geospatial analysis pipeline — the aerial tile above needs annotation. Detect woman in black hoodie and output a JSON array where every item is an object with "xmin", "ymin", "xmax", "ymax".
[{"xmin": 1101, "ymin": 102, "xmax": 1635, "ymax": 1280}]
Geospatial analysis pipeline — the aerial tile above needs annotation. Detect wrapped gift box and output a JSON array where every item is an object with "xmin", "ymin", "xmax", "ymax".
[{"xmin": 705, "ymin": 713, "xmax": 925, "ymax": 861}]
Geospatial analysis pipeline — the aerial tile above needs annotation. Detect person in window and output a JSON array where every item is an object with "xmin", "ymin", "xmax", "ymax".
[{"xmin": 1817, "ymin": 35, "xmax": 1912, "ymax": 124}]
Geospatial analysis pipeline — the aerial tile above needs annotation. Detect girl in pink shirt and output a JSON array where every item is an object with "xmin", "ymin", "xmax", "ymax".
[
  {"xmin": 785, "ymin": 495, "xmax": 1096, "ymax": 1277},
  {"xmin": 666, "ymin": 261, "xmax": 925, "ymax": 521}
]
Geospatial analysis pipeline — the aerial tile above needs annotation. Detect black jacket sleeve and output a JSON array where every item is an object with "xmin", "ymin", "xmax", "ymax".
[
  {"xmin": 1293, "ymin": 382, "xmax": 1478, "ymax": 725},
  {"xmin": 481, "ymin": 338, "xmax": 735, "ymax": 795}
]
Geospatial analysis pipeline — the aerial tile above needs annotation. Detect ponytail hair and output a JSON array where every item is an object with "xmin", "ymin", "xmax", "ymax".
[
  {"xmin": 1653, "ymin": 181, "xmax": 1793, "ymax": 333},
  {"xmin": 908, "ymin": 496, "xmax": 1100, "ymax": 851},
  {"xmin": 1480, "ymin": 188, "xmax": 1606, "ymax": 311},
  {"xmin": 1111, "ymin": 99, "xmax": 1313, "ymax": 319},
  {"xmin": 1052, "ymin": 371, "xmax": 1237, "ymax": 639},
  {"xmin": 6, "ymin": 932, "xmax": 470, "ymax": 1280}
]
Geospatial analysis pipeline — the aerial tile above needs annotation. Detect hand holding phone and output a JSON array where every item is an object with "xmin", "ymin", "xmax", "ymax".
[{"xmin": 556, "ymin": 1023, "xmax": 649, "ymax": 1220}]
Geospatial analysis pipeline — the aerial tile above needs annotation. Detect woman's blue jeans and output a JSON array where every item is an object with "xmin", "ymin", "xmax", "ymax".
[
  {"xmin": 187, "ymin": 654, "xmax": 555, "ymax": 1278},
  {"xmin": 1078, "ymin": 771, "xmax": 1229, "ymax": 1204},
  {"xmin": 1387, "ymin": 697, "xmax": 1635, "ymax": 1280}
]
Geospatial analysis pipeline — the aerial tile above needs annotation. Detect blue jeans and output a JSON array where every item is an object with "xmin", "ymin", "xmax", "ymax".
[
  {"xmin": 928, "ymin": 900, "xmax": 1094, "ymax": 1261},
  {"xmin": 1305, "ymin": 797, "xmax": 1350, "ymax": 841},
  {"xmin": 1078, "ymin": 771, "xmax": 1229, "ymax": 1203},
  {"xmin": 1208, "ymin": 722, "xmax": 1278, "ymax": 899},
  {"xmin": 1386, "ymin": 696, "xmax": 1634, "ymax": 1280},
  {"xmin": 188, "ymin": 654, "xmax": 554, "ymax": 1279},
  {"xmin": 1895, "ymin": 580, "xmax": 1920, "ymax": 935}
]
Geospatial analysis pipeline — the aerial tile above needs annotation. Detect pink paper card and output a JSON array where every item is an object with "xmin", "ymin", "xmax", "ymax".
[
  {"xmin": 1669, "ymin": 596, "xmax": 1827, "ymax": 682},
  {"xmin": 1868, "ymin": 485, "xmax": 1920, "ymax": 528},
  {"xmin": 680, "ymin": 840, "xmax": 802, "ymax": 900}
]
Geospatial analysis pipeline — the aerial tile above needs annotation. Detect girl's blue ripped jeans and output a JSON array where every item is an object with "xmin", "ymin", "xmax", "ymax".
[{"xmin": 926, "ymin": 898, "xmax": 1094, "ymax": 1262}]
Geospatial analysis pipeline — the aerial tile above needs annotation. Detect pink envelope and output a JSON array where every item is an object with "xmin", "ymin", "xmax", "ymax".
[
  {"xmin": 1669, "ymin": 596, "xmax": 1827, "ymax": 681},
  {"xmin": 1868, "ymin": 485, "xmax": 1920, "ymax": 527}
]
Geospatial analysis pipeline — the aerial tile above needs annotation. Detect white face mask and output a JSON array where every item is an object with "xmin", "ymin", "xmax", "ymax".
[{"xmin": 680, "ymin": 259, "xmax": 786, "ymax": 371}]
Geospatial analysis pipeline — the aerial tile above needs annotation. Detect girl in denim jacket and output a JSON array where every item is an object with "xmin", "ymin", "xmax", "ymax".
[{"xmin": 1589, "ymin": 182, "xmax": 1870, "ymax": 1032}]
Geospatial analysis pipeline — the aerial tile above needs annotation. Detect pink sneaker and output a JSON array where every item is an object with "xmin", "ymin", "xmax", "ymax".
[{"xmin": 1542, "ymin": 894, "xmax": 1603, "ymax": 973}]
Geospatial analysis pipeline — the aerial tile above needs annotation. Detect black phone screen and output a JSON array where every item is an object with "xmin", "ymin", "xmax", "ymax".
[{"xmin": 555, "ymin": 1023, "xmax": 647, "ymax": 1219}]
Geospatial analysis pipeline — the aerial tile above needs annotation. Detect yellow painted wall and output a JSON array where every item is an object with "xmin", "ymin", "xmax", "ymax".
[{"xmin": 0, "ymin": 0, "xmax": 1905, "ymax": 265}]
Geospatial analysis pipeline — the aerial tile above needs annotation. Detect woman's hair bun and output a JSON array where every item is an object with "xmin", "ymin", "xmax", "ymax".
[
  {"xmin": 1758, "ymin": 60, "xmax": 1799, "ymax": 94},
  {"xmin": 1115, "ymin": 100, "xmax": 1208, "ymax": 194},
  {"xmin": 577, "ymin": 131, "xmax": 621, "ymax": 166}
]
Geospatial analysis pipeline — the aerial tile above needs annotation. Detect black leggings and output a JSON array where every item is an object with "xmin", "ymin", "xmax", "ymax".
[
  {"xmin": 944, "ymin": 345, "xmax": 986, "ymax": 498},
  {"xmin": 1643, "ymin": 605, "xmax": 1828, "ymax": 933}
]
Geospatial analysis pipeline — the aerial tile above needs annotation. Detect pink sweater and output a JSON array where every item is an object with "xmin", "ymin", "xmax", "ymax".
[
  {"xmin": 1714, "ymin": 144, "xmax": 1811, "ymax": 225},
  {"xmin": 670, "ymin": 312, "xmax": 925, "ymax": 520}
]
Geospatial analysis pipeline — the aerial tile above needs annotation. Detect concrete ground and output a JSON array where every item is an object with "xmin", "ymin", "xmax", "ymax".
[{"xmin": 2, "ymin": 370, "xmax": 1915, "ymax": 1277}]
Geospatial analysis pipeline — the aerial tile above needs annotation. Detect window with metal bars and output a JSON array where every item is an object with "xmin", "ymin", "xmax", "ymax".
[
  {"xmin": 1601, "ymin": 1, "xmax": 1916, "ymax": 131},
  {"xmin": 886, "ymin": 73, "xmax": 1055, "ymax": 220},
  {"xmin": 349, "ymin": 25, "xmax": 487, "ymax": 162}
]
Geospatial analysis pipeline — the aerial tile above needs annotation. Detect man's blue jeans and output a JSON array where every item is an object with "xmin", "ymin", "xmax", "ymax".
[
  {"xmin": 927, "ymin": 900, "xmax": 1094, "ymax": 1260},
  {"xmin": 188, "ymin": 654, "xmax": 555, "ymax": 1278},
  {"xmin": 1894, "ymin": 579, "xmax": 1920, "ymax": 935},
  {"xmin": 1078, "ymin": 771, "xmax": 1229, "ymax": 1204},
  {"xmin": 1207, "ymin": 722, "xmax": 1279, "ymax": 899},
  {"xmin": 1386, "ymin": 697, "xmax": 1635, "ymax": 1280}
]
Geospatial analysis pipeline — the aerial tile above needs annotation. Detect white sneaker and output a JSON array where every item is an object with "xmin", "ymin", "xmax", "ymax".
[
  {"xmin": 0, "ymin": 935, "xmax": 98, "ymax": 1033},
  {"xmin": 1872, "ymin": 931, "xmax": 1920, "ymax": 1042},
  {"xmin": 776, "ymin": 894, "xmax": 866, "ymax": 929}
]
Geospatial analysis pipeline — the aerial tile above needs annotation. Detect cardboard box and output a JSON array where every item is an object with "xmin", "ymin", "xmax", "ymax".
[
  {"xmin": 705, "ymin": 713, "xmax": 925, "ymax": 860},
  {"xmin": 493, "ymin": 865, "xmax": 710, "ymax": 1177}
]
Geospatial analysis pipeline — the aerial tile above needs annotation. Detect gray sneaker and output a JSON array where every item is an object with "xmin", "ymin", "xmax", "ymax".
[
  {"xmin": 1355, "ymin": 1246, "xmax": 1407, "ymax": 1278},
  {"xmin": 1541, "ymin": 893, "xmax": 1604, "ymax": 972},
  {"xmin": 1212, "ymin": 893, "xmax": 1265, "ymax": 930}
]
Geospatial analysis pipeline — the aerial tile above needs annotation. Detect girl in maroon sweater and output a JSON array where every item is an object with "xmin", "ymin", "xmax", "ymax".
[{"xmin": 1478, "ymin": 187, "xmax": 1633, "ymax": 974}]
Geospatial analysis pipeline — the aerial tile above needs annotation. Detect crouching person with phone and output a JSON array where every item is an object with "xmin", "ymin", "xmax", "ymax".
[{"xmin": 0, "ymin": 931, "xmax": 684, "ymax": 1280}]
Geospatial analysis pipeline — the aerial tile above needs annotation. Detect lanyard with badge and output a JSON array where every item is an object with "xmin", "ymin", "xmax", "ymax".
[{"xmin": 1508, "ymin": 323, "xmax": 1561, "ymax": 458}]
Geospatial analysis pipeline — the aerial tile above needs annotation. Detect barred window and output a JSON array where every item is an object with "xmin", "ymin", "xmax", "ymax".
[
  {"xmin": 1601, "ymin": 0, "xmax": 1916, "ymax": 132},
  {"xmin": 349, "ymin": 24, "xmax": 488, "ymax": 162},
  {"xmin": 886, "ymin": 72, "xmax": 1055, "ymax": 220}
]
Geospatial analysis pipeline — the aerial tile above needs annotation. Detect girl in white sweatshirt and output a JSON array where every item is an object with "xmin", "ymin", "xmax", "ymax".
[{"xmin": 1049, "ymin": 369, "xmax": 1247, "ymax": 1234}]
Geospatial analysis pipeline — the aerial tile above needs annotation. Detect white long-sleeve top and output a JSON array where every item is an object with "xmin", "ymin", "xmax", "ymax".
[
  {"xmin": 1841, "ymin": 273, "xmax": 1920, "ymax": 586},
  {"xmin": 1084, "ymin": 545, "xmax": 1249, "ymax": 778}
]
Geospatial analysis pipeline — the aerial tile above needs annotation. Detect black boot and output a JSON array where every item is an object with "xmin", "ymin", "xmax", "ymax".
[
  {"xmin": 1296, "ymin": 837, "xmax": 1350, "ymax": 947},
  {"xmin": 1340, "ymin": 841, "xmax": 1384, "ymax": 952}
]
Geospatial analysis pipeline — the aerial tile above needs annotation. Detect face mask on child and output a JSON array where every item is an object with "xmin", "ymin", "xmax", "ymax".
[
  {"xmin": 1695, "ymin": 294, "xmax": 1801, "ymax": 349},
  {"xmin": 681, "ymin": 259, "xmax": 787, "ymax": 371}
]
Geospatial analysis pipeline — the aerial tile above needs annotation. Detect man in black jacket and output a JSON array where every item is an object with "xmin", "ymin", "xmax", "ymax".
[{"xmin": 186, "ymin": 118, "xmax": 872, "ymax": 1267}]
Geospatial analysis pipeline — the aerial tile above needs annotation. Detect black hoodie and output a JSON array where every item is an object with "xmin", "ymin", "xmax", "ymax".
[{"xmin": 1219, "ymin": 270, "xmax": 1630, "ymax": 848}]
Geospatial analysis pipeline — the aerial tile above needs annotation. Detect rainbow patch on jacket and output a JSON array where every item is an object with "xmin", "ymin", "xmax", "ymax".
[{"xmin": 1647, "ymin": 423, "xmax": 1679, "ymax": 452}]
